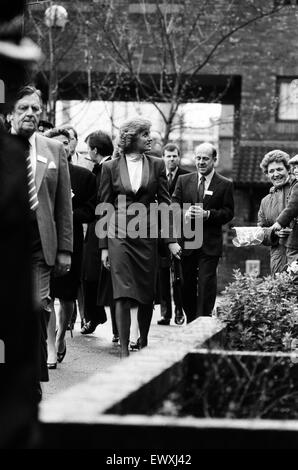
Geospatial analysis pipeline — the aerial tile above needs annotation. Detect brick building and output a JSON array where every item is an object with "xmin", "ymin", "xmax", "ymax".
[{"xmin": 27, "ymin": 0, "xmax": 298, "ymax": 287}]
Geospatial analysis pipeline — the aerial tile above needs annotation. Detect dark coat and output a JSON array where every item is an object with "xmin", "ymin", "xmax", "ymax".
[
  {"xmin": 97, "ymin": 154, "xmax": 175, "ymax": 303},
  {"xmin": 172, "ymin": 171, "xmax": 234, "ymax": 257},
  {"xmin": 159, "ymin": 166, "xmax": 189, "ymax": 260},
  {"xmin": 83, "ymin": 158, "xmax": 112, "ymax": 281},
  {"xmin": 50, "ymin": 163, "xmax": 96, "ymax": 299},
  {"xmin": 168, "ymin": 166, "xmax": 189, "ymax": 196},
  {"xmin": 0, "ymin": 132, "xmax": 39, "ymax": 447},
  {"xmin": 258, "ymin": 180, "xmax": 292, "ymax": 274},
  {"xmin": 277, "ymin": 179, "xmax": 298, "ymax": 250}
]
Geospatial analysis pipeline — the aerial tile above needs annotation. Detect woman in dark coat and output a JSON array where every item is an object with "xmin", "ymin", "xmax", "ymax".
[
  {"xmin": 258, "ymin": 150, "xmax": 293, "ymax": 274},
  {"xmin": 46, "ymin": 128, "xmax": 96, "ymax": 366},
  {"xmin": 98, "ymin": 118, "xmax": 181, "ymax": 357}
]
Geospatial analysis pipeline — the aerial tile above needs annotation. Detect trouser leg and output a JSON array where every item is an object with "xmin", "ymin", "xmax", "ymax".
[
  {"xmin": 31, "ymin": 251, "xmax": 52, "ymax": 383},
  {"xmin": 181, "ymin": 252, "xmax": 198, "ymax": 323},
  {"xmin": 159, "ymin": 266, "xmax": 172, "ymax": 320},
  {"xmin": 138, "ymin": 303, "xmax": 153, "ymax": 348},
  {"xmin": 197, "ymin": 253, "xmax": 219, "ymax": 317}
]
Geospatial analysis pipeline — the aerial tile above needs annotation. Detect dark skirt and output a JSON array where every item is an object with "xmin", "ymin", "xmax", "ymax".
[
  {"xmin": 50, "ymin": 225, "xmax": 83, "ymax": 301},
  {"xmin": 108, "ymin": 236, "xmax": 158, "ymax": 304}
]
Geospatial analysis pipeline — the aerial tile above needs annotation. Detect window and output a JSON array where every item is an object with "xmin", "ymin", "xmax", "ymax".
[
  {"xmin": 274, "ymin": 0, "xmax": 298, "ymax": 5},
  {"xmin": 277, "ymin": 77, "xmax": 298, "ymax": 121}
]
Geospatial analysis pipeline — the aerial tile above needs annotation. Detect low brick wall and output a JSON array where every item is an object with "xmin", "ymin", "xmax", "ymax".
[{"xmin": 39, "ymin": 317, "xmax": 224, "ymax": 447}]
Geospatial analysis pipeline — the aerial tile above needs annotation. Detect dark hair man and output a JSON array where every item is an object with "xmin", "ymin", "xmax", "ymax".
[
  {"xmin": 81, "ymin": 131, "xmax": 117, "ymax": 340},
  {"xmin": 157, "ymin": 143, "xmax": 188, "ymax": 326},
  {"xmin": 38, "ymin": 119, "xmax": 54, "ymax": 133}
]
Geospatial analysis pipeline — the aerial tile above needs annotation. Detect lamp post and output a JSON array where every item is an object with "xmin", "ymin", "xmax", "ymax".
[{"xmin": 43, "ymin": 1, "xmax": 68, "ymax": 124}]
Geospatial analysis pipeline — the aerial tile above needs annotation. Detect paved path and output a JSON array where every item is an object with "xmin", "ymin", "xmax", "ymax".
[
  {"xmin": 43, "ymin": 304, "xmax": 180, "ymax": 401},
  {"xmin": 42, "ymin": 297, "xmax": 224, "ymax": 402}
]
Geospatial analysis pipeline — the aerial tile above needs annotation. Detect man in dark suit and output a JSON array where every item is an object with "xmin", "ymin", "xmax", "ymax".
[
  {"xmin": 157, "ymin": 143, "xmax": 188, "ymax": 325},
  {"xmin": 9, "ymin": 86, "xmax": 73, "ymax": 387},
  {"xmin": 81, "ymin": 131, "xmax": 117, "ymax": 340},
  {"xmin": 172, "ymin": 142, "xmax": 234, "ymax": 323}
]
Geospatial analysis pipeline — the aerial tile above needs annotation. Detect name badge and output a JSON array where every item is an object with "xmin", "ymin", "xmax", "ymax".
[
  {"xmin": 37, "ymin": 155, "xmax": 47, "ymax": 164},
  {"xmin": 205, "ymin": 190, "xmax": 213, "ymax": 196}
]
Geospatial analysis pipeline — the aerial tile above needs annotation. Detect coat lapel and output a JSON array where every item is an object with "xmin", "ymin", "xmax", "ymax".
[
  {"xmin": 136, "ymin": 154, "xmax": 149, "ymax": 195},
  {"xmin": 119, "ymin": 155, "xmax": 134, "ymax": 195},
  {"xmin": 188, "ymin": 173, "xmax": 198, "ymax": 204},
  {"xmin": 203, "ymin": 172, "xmax": 219, "ymax": 209},
  {"xmin": 35, "ymin": 135, "xmax": 49, "ymax": 193}
]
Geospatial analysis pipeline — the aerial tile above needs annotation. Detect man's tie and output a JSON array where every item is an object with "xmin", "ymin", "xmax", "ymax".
[
  {"xmin": 197, "ymin": 175, "xmax": 206, "ymax": 203},
  {"xmin": 26, "ymin": 152, "xmax": 39, "ymax": 211},
  {"xmin": 168, "ymin": 171, "xmax": 173, "ymax": 188}
]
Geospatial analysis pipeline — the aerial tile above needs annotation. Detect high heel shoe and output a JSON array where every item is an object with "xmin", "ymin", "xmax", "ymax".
[
  {"xmin": 57, "ymin": 343, "xmax": 66, "ymax": 363},
  {"xmin": 47, "ymin": 362, "xmax": 57, "ymax": 369}
]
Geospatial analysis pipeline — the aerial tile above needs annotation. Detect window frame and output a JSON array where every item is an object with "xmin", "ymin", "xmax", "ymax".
[{"xmin": 276, "ymin": 76, "xmax": 298, "ymax": 123}]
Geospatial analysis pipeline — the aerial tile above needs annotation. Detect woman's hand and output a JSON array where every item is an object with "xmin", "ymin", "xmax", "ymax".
[
  {"xmin": 168, "ymin": 242, "xmax": 182, "ymax": 260},
  {"xmin": 277, "ymin": 227, "xmax": 292, "ymax": 238},
  {"xmin": 101, "ymin": 249, "xmax": 110, "ymax": 270},
  {"xmin": 271, "ymin": 222, "xmax": 282, "ymax": 232}
]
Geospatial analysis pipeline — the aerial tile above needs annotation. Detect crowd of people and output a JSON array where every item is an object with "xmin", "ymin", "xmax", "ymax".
[
  {"xmin": 8, "ymin": 82, "xmax": 298, "ymax": 387},
  {"xmin": 3, "ymin": 0, "xmax": 298, "ymax": 451},
  {"xmin": 5, "ymin": 81, "xmax": 298, "ymax": 412}
]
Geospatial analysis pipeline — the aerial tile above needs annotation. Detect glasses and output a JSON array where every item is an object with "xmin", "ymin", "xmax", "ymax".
[{"xmin": 15, "ymin": 104, "xmax": 42, "ymax": 114}]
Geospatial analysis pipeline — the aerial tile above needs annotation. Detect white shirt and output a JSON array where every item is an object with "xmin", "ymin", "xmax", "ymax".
[
  {"xmin": 99, "ymin": 156, "xmax": 110, "ymax": 166},
  {"xmin": 28, "ymin": 133, "xmax": 37, "ymax": 177},
  {"xmin": 198, "ymin": 168, "xmax": 215, "ymax": 196},
  {"xmin": 11, "ymin": 128, "xmax": 37, "ymax": 177},
  {"xmin": 126, "ymin": 155, "xmax": 143, "ymax": 193}
]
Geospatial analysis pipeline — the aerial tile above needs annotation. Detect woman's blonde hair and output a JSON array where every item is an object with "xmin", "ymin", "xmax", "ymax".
[{"xmin": 113, "ymin": 117, "xmax": 151, "ymax": 159}]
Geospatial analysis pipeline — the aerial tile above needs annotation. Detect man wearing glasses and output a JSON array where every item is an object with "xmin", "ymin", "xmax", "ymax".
[{"xmin": 9, "ymin": 86, "xmax": 73, "ymax": 393}]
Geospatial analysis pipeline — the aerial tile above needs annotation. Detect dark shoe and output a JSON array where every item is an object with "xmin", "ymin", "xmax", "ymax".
[
  {"xmin": 129, "ymin": 338, "xmax": 140, "ymax": 351},
  {"xmin": 81, "ymin": 318, "xmax": 87, "ymax": 329},
  {"xmin": 157, "ymin": 317, "xmax": 170, "ymax": 325},
  {"xmin": 80, "ymin": 321, "xmax": 98, "ymax": 335},
  {"xmin": 47, "ymin": 362, "xmax": 57, "ymax": 369},
  {"xmin": 112, "ymin": 334, "xmax": 119, "ymax": 343},
  {"xmin": 174, "ymin": 310, "xmax": 185, "ymax": 325},
  {"xmin": 57, "ymin": 343, "xmax": 66, "ymax": 363}
]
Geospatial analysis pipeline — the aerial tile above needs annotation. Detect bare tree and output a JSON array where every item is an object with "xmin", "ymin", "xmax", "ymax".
[{"xmin": 93, "ymin": 0, "xmax": 286, "ymax": 142}]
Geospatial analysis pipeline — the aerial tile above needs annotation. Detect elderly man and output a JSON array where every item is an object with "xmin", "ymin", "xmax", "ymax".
[
  {"xmin": 9, "ymin": 86, "xmax": 73, "ymax": 389},
  {"xmin": 172, "ymin": 142, "xmax": 234, "ymax": 322}
]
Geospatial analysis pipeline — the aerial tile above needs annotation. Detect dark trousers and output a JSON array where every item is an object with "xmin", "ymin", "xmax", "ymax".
[
  {"xmin": 181, "ymin": 250, "xmax": 219, "ymax": 323},
  {"xmin": 83, "ymin": 280, "xmax": 107, "ymax": 325},
  {"xmin": 159, "ymin": 265, "xmax": 172, "ymax": 320},
  {"xmin": 159, "ymin": 259, "xmax": 184, "ymax": 320}
]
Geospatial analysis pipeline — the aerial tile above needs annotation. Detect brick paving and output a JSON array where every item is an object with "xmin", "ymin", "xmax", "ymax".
[
  {"xmin": 42, "ymin": 297, "xmax": 225, "ymax": 403},
  {"xmin": 43, "ymin": 304, "xmax": 183, "ymax": 401}
]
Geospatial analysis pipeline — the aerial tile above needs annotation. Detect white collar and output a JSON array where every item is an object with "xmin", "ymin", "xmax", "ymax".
[
  {"xmin": 198, "ymin": 168, "xmax": 215, "ymax": 183},
  {"xmin": 99, "ymin": 155, "xmax": 110, "ymax": 165},
  {"xmin": 28, "ymin": 132, "xmax": 36, "ymax": 147}
]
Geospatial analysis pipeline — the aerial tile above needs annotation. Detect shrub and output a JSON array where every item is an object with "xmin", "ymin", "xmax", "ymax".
[{"xmin": 216, "ymin": 270, "xmax": 298, "ymax": 352}]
